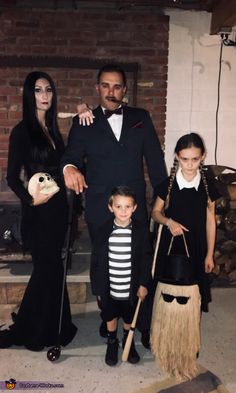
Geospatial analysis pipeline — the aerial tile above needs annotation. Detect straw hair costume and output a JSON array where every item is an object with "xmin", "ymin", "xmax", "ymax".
[
  {"xmin": 151, "ymin": 281, "xmax": 201, "ymax": 380},
  {"xmin": 150, "ymin": 229, "xmax": 202, "ymax": 380}
]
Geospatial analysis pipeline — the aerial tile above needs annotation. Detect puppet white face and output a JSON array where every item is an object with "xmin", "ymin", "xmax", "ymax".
[{"xmin": 28, "ymin": 172, "xmax": 60, "ymax": 197}]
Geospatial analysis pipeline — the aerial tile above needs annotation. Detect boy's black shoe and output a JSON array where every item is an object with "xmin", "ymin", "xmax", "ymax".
[
  {"xmin": 141, "ymin": 330, "xmax": 151, "ymax": 349},
  {"xmin": 105, "ymin": 338, "xmax": 119, "ymax": 366},
  {"xmin": 122, "ymin": 333, "xmax": 140, "ymax": 364},
  {"xmin": 127, "ymin": 340, "xmax": 140, "ymax": 364},
  {"xmin": 99, "ymin": 321, "xmax": 108, "ymax": 338}
]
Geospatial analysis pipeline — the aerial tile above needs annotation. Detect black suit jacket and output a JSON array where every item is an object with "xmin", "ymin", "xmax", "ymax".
[
  {"xmin": 61, "ymin": 105, "xmax": 167, "ymax": 225},
  {"xmin": 90, "ymin": 218, "xmax": 153, "ymax": 308}
]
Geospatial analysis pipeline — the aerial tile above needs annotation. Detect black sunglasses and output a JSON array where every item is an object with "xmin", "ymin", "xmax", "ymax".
[{"xmin": 161, "ymin": 292, "xmax": 190, "ymax": 305}]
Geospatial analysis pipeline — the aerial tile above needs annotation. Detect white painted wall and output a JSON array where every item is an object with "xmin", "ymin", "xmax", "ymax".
[{"xmin": 164, "ymin": 9, "xmax": 236, "ymax": 173}]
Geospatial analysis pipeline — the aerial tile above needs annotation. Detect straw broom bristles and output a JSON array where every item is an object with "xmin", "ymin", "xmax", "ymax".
[{"xmin": 151, "ymin": 282, "xmax": 201, "ymax": 380}]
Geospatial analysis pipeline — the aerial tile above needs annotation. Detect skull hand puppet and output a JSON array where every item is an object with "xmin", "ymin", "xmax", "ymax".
[{"xmin": 28, "ymin": 172, "xmax": 60, "ymax": 197}]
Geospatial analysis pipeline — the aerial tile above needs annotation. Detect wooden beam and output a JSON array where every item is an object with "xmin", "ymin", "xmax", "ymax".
[{"xmin": 210, "ymin": 0, "xmax": 236, "ymax": 34}]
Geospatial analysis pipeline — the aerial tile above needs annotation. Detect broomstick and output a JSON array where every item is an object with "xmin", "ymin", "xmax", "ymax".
[
  {"xmin": 122, "ymin": 223, "xmax": 163, "ymax": 362},
  {"xmin": 121, "ymin": 297, "xmax": 142, "ymax": 361}
]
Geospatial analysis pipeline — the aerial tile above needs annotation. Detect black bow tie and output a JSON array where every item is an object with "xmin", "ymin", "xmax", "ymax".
[{"xmin": 104, "ymin": 107, "xmax": 122, "ymax": 119}]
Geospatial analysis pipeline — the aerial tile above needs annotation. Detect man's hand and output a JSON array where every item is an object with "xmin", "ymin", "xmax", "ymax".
[
  {"xmin": 77, "ymin": 103, "xmax": 95, "ymax": 126},
  {"xmin": 63, "ymin": 166, "xmax": 88, "ymax": 194}
]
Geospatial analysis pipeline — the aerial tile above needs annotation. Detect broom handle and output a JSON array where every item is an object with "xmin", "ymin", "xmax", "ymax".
[
  {"xmin": 131, "ymin": 297, "xmax": 142, "ymax": 329},
  {"xmin": 121, "ymin": 298, "xmax": 142, "ymax": 362},
  {"xmin": 151, "ymin": 223, "xmax": 163, "ymax": 279},
  {"xmin": 167, "ymin": 232, "xmax": 190, "ymax": 258}
]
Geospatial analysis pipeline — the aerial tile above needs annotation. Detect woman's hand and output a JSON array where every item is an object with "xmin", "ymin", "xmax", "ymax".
[
  {"xmin": 167, "ymin": 219, "xmax": 188, "ymax": 236},
  {"xmin": 137, "ymin": 285, "xmax": 148, "ymax": 302},
  {"xmin": 77, "ymin": 103, "xmax": 95, "ymax": 126},
  {"xmin": 32, "ymin": 183, "xmax": 58, "ymax": 206}
]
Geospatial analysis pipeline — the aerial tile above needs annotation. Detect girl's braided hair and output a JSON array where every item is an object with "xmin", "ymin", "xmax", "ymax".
[
  {"xmin": 165, "ymin": 132, "xmax": 211, "ymax": 209},
  {"xmin": 165, "ymin": 157, "xmax": 178, "ymax": 209}
]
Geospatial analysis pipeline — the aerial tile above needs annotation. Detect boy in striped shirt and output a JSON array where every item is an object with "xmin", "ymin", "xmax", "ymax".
[{"xmin": 90, "ymin": 186, "xmax": 152, "ymax": 366}]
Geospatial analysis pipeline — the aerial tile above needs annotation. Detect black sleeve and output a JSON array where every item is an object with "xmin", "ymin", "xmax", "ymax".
[
  {"xmin": 60, "ymin": 116, "xmax": 86, "ymax": 171},
  {"xmin": 143, "ymin": 111, "xmax": 168, "ymax": 191},
  {"xmin": 139, "ymin": 225, "xmax": 153, "ymax": 288},
  {"xmin": 90, "ymin": 244, "xmax": 101, "ymax": 296},
  {"xmin": 207, "ymin": 178, "xmax": 221, "ymax": 202},
  {"xmin": 6, "ymin": 125, "xmax": 33, "ymax": 205},
  {"xmin": 90, "ymin": 228, "xmax": 106, "ymax": 296},
  {"xmin": 153, "ymin": 177, "xmax": 170, "ymax": 202}
]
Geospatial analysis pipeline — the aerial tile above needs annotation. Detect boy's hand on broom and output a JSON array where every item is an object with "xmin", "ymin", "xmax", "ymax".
[{"xmin": 137, "ymin": 285, "xmax": 148, "ymax": 302}]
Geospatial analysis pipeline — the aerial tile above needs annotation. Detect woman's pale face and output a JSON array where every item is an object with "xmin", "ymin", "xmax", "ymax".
[{"xmin": 34, "ymin": 78, "xmax": 53, "ymax": 114}]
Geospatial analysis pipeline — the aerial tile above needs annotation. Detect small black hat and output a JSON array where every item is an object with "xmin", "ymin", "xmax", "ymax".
[{"xmin": 158, "ymin": 253, "xmax": 197, "ymax": 286}]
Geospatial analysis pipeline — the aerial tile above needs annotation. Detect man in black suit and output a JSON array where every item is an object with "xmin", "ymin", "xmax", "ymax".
[
  {"xmin": 61, "ymin": 64, "xmax": 167, "ymax": 345},
  {"xmin": 62, "ymin": 64, "xmax": 166, "ymax": 235}
]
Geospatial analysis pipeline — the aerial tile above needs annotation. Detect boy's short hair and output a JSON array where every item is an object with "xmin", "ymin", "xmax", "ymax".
[{"xmin": 108, "ymin": 186, "xmax": 137, "ymax": 206}]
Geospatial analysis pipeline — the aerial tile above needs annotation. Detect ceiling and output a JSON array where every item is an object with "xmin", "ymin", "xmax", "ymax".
[{"xmin": 0, "ymin": 0, "xmax": 235, "ymax": 34}]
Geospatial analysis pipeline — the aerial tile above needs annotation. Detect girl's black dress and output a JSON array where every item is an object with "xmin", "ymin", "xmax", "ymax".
[
  {"xmin": 155, "ymin": 177, "xmax": 219, "ymax": 312},
  {"xmin": 6, "ymin": 121, "xmax": 77, "ymax": 350}
]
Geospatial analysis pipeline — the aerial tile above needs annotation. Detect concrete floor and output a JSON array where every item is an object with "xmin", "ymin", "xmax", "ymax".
[{"xmin": 0, "ymin": 287, "xmax": 236, "ymax": 393}]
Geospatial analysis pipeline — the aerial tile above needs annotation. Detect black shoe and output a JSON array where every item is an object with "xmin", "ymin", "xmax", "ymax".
[
  {"xmin": 122, "ymin": 334, "xmax": 140, "ymax": 364},
  {"xmin": 99, "ymin": 321, "xmax": 108, "ymax": 338},
  {"xmin": 0, "ymin": 329, "xmax": 14, "ymax": 349},
  {"xmin": 25, "ymin": 343, "xmax": 45, "ymax": 352},
  {"xmin": 105, "ymin": 338, "xmax": 119, "ymax": 366},
  {"xmin": 141, "ymin": 330, "xmax": 150, "ymax": 349},
  {"xmin": 128, "ymin": 340, "xmax": 140, "ymax": 364}
]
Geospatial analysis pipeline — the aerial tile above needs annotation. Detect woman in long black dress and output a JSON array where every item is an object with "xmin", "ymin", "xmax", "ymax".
[
  {"xmin": 0, "ymin": 71, "xmax": 77, "ymax": 350},
  {"xmin": 152, "ymin": 132, "xmax": 219, "ymax": 311}
]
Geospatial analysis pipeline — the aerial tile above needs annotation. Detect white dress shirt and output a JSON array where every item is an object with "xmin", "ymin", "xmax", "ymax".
[{"xmin": 102, "ymin": 106, "xmax": 123, "ymax": 141}]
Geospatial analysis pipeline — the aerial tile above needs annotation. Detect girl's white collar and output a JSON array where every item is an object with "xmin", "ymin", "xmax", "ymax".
[{"xmin": 176, "ymin": 168, "xmax": 201, "ymax": 190}]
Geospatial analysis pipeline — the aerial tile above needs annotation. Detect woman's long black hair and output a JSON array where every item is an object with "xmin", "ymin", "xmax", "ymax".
[{"xmin": 23, "ymin": 71, "xmax": 64, "ymax": 161}]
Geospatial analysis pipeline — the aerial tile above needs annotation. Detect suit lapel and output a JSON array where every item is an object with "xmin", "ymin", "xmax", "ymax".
[{"xmin": 119, "ymin": 106, "xmax": 136, "ymax": 144}]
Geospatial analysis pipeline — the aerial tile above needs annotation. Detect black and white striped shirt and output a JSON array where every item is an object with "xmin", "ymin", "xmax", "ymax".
[{"xmin": 108, "ymin": 221, "xmax": 132, "ymax": 300}]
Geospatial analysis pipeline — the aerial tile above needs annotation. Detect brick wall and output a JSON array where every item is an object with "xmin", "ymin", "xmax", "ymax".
[{"xmin": 0, "ymin": 8, "xmax": 169, "ymax": 201}]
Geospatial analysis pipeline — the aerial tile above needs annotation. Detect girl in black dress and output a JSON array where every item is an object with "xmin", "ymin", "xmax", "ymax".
[
  {"xmin": 152, "ymin": 132, "xmax": 219, "ymax": 312},
  {"xmin": 0, "ymin": 71, "xmax": 77, "ymax": 351},
  {"xmin": 150, "ymin": 133, "xmax": 219, "ymax": 379}
]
